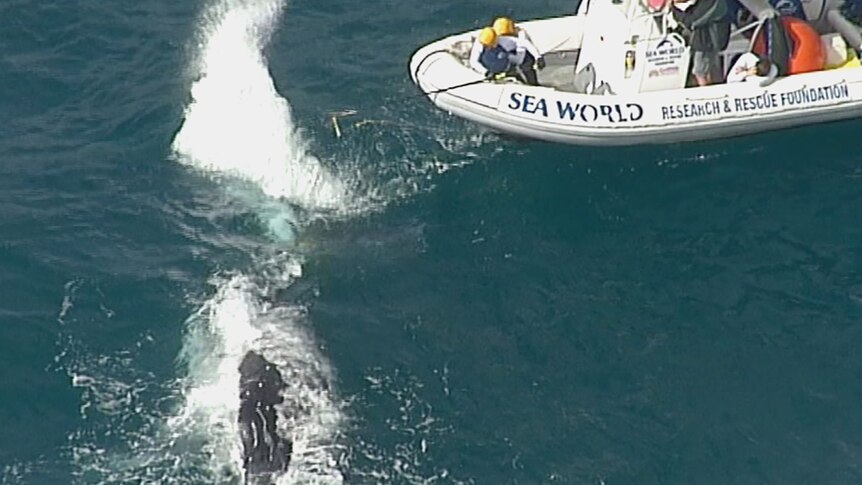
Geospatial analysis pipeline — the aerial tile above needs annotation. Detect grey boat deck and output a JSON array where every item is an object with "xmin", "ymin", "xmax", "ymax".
[{"xmin": 536, "ymin": 50, "xmax": 582, "ymax": 91}]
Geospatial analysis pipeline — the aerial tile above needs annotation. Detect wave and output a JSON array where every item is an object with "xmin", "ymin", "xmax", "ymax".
[
  {"xmin": 58, "ymin": 0, "xmax": 498, "ymax": 482},
  {"xmin": 65, "ymin": 1, "xmax": 349, "ymax": 483},
  {"xmin": 60, "ymin": 269, "xmax": 343, "ymax": 485},
  {"xmin": 171, "ymin": 0, "xmax": 352, "ymax": 215},
  {"xmin": 174, "ymin": 268, "xmax": 344, "ymax": 484},
  {"xmin": 168, "ymin": 0, "xmax": 349, "ymax": 482}
]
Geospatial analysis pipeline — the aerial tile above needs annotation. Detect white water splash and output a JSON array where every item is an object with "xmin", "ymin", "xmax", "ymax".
[
  {"xmin": 167, "ymin": 0, "xmax": 348, "ymax": 482},
  {"xmin": 60, "ymin": 270, "xmax": 344, "ymax": 485},
  {"xmin": 172, "ymin": 0, "xmax": 350, "ymax": 213},
  {"xmin": 173, "ymin": 270, "xmax": 345, "ymax": 484},
  {"xmin": 58, "ymin": 0, "xmax": 486, "ymax": 482}
]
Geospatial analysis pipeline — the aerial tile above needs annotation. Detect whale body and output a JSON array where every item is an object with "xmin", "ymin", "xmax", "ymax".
[{"xmin": 238, "ymin": 350, "xmax": 293, "ymax": 484}]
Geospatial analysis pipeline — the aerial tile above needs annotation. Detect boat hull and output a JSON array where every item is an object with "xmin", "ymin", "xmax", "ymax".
[{"xmin": 410, "ymin": 21, "xmax": 862, "ymax": 146}]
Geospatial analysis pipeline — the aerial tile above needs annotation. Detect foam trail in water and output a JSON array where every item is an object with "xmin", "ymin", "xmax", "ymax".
[
  {"xmin": 172, "ymin": 0, "xmax": 350, "ymax": 213},
  {"xmin": 166, "ymin": 0, "xmax": 347, "ymax": 482},
  {"xmin": 59, "ymin": 272, "xmax": 344, "ymax": 485},
  {"xmin": 173, "ymin": 269, "xmax": 344, "ymax": 484}
]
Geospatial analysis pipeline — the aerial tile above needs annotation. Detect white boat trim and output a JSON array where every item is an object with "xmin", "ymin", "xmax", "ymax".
[{"xmin": 410, "ymin": 13, "xmax": 862, "ymax": 146}]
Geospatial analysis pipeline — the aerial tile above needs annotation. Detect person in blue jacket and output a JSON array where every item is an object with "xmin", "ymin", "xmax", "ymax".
[
  {"xmin": 493, "ymin": 17, "xmax": 544, "ymax": 84},
  {"xmin": 469, "ymin": 27, "xmax": 513, "ymax": 79}
]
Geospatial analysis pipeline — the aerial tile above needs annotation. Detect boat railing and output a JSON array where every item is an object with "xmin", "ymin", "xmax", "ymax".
[
  {"xmin": 625, "ymin": 7, "xmax": 674, "ymax": 44},
  {"xmin": 734, "ymin": 17, "xmax": 767, "ymax": 50},
  {"xmin": 717, "ymin": 18, "xmax": 768, "ymax": 75},
  {"xmin": 631, "ymin": 4, "xmax": 766, "ymax": 49}
]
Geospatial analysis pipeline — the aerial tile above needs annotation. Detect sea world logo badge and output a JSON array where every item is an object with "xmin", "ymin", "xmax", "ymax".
[
  {"xmin": 506, "ymin": 92, "xmax": 644, "ymax": 124},
  {"xmin": 645, "ymin": 37, "xmax": 685, "ymax": 66}
]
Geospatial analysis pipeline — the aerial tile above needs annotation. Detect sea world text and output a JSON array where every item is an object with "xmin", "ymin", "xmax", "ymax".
[
  {"xmin": 507, "ymin": 92, "xmax": 644, "ymax": 124},
  {"xmin": 661, "ymin": 81, "xmax": 850, "ymax": 120}
]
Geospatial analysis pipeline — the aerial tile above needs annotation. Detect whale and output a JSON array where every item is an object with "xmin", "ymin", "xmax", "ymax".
[{"xmin": 238, "ymin": 350, "xmax": 293, "ymax": 484}]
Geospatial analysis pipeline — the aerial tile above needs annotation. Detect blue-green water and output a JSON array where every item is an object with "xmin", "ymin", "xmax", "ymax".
[{"xmin": 3, "ymin": 0, "xmax": 862, "ymax": 483}]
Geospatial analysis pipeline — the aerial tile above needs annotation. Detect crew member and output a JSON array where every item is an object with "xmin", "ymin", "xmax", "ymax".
[
  {"xmin": 672, "ymin": 0, "xmax": 732, "ymax": 85},
  {"xmin": 492, "ymin": 16, "xmax": 545, "ymax": 84},
  {"xmin": 469, "ymin": 27, "xmax": 513, "ymax": 79},
  {"xmin": 726, "ymin": 52, "xmax": 778, "ymax": 84}
]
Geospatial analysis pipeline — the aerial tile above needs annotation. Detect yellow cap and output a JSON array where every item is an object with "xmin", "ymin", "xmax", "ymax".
[
  {"xmin": 478, "ymin": 27, "xmax": 497, "ymax": 47},
  {"xmin": 493, "ymin": 17, "xmax": 516, "ymax": 36}
]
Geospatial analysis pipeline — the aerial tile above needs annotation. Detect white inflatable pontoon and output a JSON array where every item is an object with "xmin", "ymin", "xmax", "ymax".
[{"xmin": 409, "ymin": 0, "xmax": 862, "ymax": 145}]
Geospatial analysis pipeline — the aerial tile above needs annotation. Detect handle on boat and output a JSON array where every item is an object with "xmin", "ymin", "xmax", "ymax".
[
  {"xmin": 412, "ymin": 48, "xmax": 488, "ymax": 97},
  {"xmin": 422, "ymin": 78, "xmax": 488, "ymax": 96}
]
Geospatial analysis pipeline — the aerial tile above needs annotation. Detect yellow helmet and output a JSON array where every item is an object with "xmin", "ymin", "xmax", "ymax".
[
  {"xmin": 478, "ymin": 27, "xmax": 497, "ymax": 47},
  {"xmin": 492, "ymin": 17, "xmax": 516, "ymax": 36}
]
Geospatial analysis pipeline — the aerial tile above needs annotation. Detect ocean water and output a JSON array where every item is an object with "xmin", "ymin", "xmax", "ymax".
[{"xmin": 2, "ymin": 0, "xmax": 862, "ymax": 484}]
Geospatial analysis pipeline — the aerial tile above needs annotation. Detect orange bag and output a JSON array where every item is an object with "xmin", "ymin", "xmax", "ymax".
[{"xmin": 754, "ymin": 16, "xmax": 825, "ymax": 74}]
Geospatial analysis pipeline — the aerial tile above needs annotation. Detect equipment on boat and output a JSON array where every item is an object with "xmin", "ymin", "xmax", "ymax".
[{"xmin": 409, "ymin": 0, "xmax": 862, "ymax": 145}]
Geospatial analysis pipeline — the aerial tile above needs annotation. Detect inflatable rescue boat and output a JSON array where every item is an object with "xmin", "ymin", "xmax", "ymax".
[{"xmin": 409, "ymin": 0, "xmax": 862, "ymax": 145}]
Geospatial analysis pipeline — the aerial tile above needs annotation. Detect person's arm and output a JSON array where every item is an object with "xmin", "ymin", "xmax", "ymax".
[
  {"xmin": 469, "ymin": 40, "xmax": 485, "ymax": 73},
  {"xmin": 672, "ymin": 0, "xmax": 695, "ymax": 28},
  {"xmin": 688, "ymin": 0, "xmax": 728, "ymax": 28},
  {"xmin": 726, "ymin": 52, "xmax": 751, "ymax": 82},
  {"xmin": 517, "ymin": 36, "xmax": 542, "ymax": 60}
]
